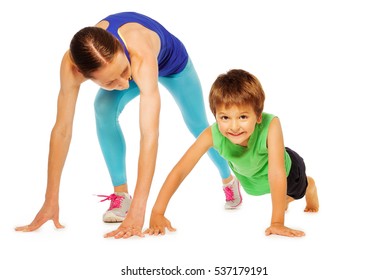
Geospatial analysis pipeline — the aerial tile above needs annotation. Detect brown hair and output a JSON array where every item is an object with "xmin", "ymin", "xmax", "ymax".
[
  {"xmin": 69, "ymin": 27, "xmax": 123, "ymax": 78},
  {"xmin": 209, "ymin": 69, "xmax": 265, "ymax": 117}
]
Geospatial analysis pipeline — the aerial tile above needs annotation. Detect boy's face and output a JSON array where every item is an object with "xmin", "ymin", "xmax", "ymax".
[{"xmin": 215, "ymin": 104, "xmax": 261, "ymax": 147}]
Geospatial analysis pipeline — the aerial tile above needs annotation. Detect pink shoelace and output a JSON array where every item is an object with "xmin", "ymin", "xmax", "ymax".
[
  {"xmin": 223, "ymin": 186, "xmax": 235, "ymax": 201},
  {"xmin": 97, "ymin": 194, "xmax": 123, "ymax": 210}
]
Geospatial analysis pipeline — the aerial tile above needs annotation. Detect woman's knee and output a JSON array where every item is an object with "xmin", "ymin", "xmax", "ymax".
[
  {"xmin": 187, "ymin": 119, "xmax": 209, "ymax": 137},
  {"xmin": 94, "ymin": 90, "xmax": 119, "ymax": 121}
]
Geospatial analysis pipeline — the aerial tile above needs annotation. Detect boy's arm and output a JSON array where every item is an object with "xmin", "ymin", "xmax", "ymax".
[
  {"xmin": 266, "ymin": 117, "xmax": 305, "ymax": 237},
  {"xmin": 145, "ymin": 126, "xmax": 214, "ymax": 235}
]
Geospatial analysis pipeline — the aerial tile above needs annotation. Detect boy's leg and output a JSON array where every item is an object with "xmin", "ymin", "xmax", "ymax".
[
  {"xmin": 285, "ymin": 195, "xmax": 294, "ymax": 211},
  {"xmin": 285, "ymin": 147, "xmax": 319, "ymax": 212},
  {"xmin": 304, "ymin": 176, "xmax": 319, "ymax": 212}
]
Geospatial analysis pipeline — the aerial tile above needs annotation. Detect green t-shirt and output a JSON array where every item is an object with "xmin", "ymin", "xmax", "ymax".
[{"xmin": 211, "ymin": 112, "xmax": 291, "ymax": 196}]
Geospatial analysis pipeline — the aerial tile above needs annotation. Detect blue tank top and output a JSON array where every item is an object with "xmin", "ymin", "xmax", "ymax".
[{"xmin": 101, "ymin": 12, "xmax": 188, "ymax": 76}]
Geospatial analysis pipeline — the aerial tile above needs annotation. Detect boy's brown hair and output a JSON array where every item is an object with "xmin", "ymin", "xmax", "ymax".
[{"xmin": 209, "ymin": 69, "xmax": 265, "ymax": 117}]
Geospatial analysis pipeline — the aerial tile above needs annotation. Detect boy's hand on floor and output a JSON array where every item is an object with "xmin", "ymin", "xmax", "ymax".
[
  {"xmin": 144, "ymin": 212, "xmax": 176, "ymax": 236},
  {"xmin": 265, "ymin": 223, "xmax": 305, "ymax": 237}
]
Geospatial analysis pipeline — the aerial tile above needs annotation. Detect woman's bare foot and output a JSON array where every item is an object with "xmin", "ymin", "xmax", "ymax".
[{"xmin": 304, "ymin": 176, "xmax": 319, "ymax": 212}]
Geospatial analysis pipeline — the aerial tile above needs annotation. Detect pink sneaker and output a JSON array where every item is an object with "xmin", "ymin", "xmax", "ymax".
[
  {"xmin": 223, "ymin": 178, "xmax": 242, "ymax": 209},
  {"xmin": 98, "ymin": 192, "xmax": 132, "ymax": 223}
]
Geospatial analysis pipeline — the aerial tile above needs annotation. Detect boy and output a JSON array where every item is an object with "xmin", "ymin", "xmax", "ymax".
[{"xmin": 146, "ymin": 69, "xmax": 319, "ymax": 237}]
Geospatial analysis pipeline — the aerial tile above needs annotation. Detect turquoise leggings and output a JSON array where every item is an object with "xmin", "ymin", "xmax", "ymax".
[{"xmin": 94, "ymin": 58, "xmax": 231, "ymax": 186}]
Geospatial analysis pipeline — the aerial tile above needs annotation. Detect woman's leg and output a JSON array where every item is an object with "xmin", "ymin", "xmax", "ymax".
[
  {"xmin": 94, "ymin": 82, "xmax": 140, "ymax": 187},
  {"xmin": 94, "ymin": 83, "xmax": 140, "ymax": 222},
  {"xmin": 159, "ymin": 59, "xmax": 242, "ymax": 208},
  {"xmin": 159, "ymin": 58, "xmax": 231, "ymax": 180}
]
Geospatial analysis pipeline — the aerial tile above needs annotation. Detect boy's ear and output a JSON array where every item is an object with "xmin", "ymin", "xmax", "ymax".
[{"xmin": 256, "ymin": 113, "xmax": 262, "ymax": 124}]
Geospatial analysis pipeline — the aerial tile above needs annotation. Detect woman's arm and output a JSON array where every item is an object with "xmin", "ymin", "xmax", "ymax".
[
  {"xmin": 15, "ymin": 51, "xmax": 84, "ymax": 232},
  {"xmin": 104, "ymin": 29, "xmax": 161, "ymax": 238}
]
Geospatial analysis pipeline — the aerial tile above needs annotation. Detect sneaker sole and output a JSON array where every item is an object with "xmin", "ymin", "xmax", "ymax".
[
  {"xmin": 224, "ymin": 200, "xmax": 242, "ymax": 210},
  {"xmin": 103, "ymin": 212, "xmax": 126, "ymax": 223}
]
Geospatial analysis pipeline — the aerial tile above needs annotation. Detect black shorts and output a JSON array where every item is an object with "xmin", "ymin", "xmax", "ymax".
[{"xmin": 286, "ymin": 147, "xmax": 308, "ymax": 200}]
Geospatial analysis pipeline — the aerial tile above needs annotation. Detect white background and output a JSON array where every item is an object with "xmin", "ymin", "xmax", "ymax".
[{"xmin": 1, "ymin": 0, "xmax": 388, "ymax": 279}]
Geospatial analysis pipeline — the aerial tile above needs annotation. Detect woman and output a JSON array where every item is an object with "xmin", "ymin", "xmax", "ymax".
[{"xmin": 15, "ymin": 12, "xmax": 242, "ymax": 238}]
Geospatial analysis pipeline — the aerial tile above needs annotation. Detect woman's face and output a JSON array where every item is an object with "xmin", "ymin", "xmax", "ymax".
[{"xmin": 90, "ymin": 51, "xmax": 132, "ymax": 91}]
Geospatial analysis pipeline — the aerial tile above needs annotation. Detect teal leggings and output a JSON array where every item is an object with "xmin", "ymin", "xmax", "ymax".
[{"xmin": 94, "ymin": 58, "xmax": 231, "ymax": 186}]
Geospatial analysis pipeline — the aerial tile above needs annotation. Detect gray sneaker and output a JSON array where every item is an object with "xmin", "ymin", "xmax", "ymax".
[
  {"xmin": 98, "ymin": 192, "xmax": 132, "ymax": 223},
  {"xmin": 223, "ymin": 178, "xmax": 242, "ymax": 209}
]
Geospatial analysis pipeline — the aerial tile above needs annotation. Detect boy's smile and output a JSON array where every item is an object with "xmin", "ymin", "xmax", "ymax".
[{"xmin": 216, "ymin": 104, "xmax": 262, "ymax": 146}]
